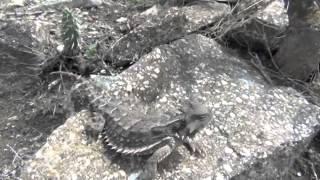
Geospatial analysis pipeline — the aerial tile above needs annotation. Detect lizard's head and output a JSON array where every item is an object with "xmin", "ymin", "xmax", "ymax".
[{"xmin": 179, "ymin": 101, "xmax": 211, "ymax": 137}]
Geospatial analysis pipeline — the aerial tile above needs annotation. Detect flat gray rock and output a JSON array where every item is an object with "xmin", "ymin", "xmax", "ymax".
[{"xmin": 22, "ymin": 34, "xmax": 320, "ymax": 179}]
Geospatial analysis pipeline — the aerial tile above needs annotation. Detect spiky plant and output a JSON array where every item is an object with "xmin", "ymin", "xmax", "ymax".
[{"xmin": 61, "ymin": 8, "xmax": 80, "ymax": 57}]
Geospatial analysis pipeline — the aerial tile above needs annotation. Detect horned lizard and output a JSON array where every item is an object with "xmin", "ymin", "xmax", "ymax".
[{"xmin": 76, "ymin": 81, "xmax": 211, "ymax": 179}]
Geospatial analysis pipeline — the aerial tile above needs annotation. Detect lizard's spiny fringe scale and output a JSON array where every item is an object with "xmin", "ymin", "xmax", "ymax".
[
  {"xmin": 116, "ymin": 148, "xmax": 124, "ymax": 153},
  {"xmin": 102, "ymin": 123, "xmax": 169, "ymax": 155}
]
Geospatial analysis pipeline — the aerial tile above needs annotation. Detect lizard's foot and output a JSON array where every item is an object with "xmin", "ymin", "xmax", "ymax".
[
  {"xmin": 183, "ymin": 137, "xmax": 206, "ymax": 158},
  {"xmin": 191, "ymin": 142, "xmax": 206, "ymax": 158}
]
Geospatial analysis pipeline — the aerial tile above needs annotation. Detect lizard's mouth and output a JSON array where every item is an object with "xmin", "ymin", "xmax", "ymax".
[{"xmin": 188, "ymin": 127, "xmax": 203, "ymax": 138}]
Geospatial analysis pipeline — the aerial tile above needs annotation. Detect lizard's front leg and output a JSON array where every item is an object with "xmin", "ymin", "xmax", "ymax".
[{"xmin": 183, "ymin": 137, "xmax": 206, "ymax": 158}]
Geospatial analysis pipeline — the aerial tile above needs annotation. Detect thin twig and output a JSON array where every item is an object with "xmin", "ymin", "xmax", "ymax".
[
  {"xmin": 242, "ymin": 0, "xmax": 264, "ymax": 13},
  {"xmin": 248, "ymin": 52, "xmax": 274, "ymax": 85},
  {"xmin": 50, "ymin": 71, "xmax": 82, "ymax": 79},
  {"xmin": 310, "ymin": 162, "xmax": 319, "ymax": 180},
  {"xmin": 6, "ymin": 144, "xmax": 22, "ymax": 165}
]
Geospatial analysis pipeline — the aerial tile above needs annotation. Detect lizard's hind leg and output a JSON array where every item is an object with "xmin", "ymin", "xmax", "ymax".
[{"xmin": 137, "ymin": 138, "xmax": 176, "ymax": 180}]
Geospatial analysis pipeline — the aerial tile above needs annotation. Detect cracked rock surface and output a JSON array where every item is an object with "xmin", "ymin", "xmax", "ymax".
[{"xmin": 22, "ymin": 34, "xmax": 320, "ymax": 179}]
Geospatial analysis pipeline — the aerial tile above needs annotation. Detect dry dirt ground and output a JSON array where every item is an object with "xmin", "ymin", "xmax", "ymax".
[{"xmin": 0, "ymin": 1, "xmax": 133, "ymax": 178}]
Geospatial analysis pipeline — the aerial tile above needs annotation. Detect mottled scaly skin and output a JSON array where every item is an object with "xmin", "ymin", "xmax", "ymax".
[{"xmin": 75, "ymin": 81, "xmax": 211, "ymax": 179}]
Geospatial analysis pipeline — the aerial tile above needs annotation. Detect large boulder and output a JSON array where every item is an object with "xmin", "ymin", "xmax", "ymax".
[
  {"xmin": 105, "ymin": 2, "xmax": 229, "ymax": 68},
  {"xmin": 22, "ymin": 34, "xmax": 320, "ymax": 179}
]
